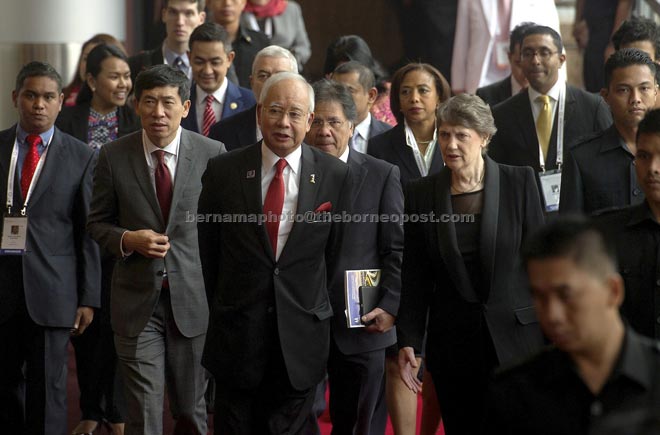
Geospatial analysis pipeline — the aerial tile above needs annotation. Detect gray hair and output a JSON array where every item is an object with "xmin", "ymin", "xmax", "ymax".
[
  {"xmin": 259, "ymin": 72, "xmax": 314, "ymax": 113},
  {"xmin": 252, "ymin": 45, "xmax": 298, "ymax": 75},
  {"xmin": 437, "ymin": 94, "xmax": 497, "ymax": 139}
]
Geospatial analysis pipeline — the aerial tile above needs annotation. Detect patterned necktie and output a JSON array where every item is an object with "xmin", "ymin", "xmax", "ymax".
[
  {"xmin": 21, "ymin": 134, "xmax": 42, "ymax": 200},
  {"xmin": 154, "ymin": 150, "xmax": 173, "ymax": 224},
  {"xmin": 173, "ymin": 56, "xmax": 185, "ymax": 73},
  {"xmin": 536, "ymin": 95, "xmax": 552, "ymax": 160},
  {"xmin": 263, "ymin": 159, "xmax": 287, "ymax": 256},
  {"xmin": 202, "ymin": 94, "xmax": 216, "ymax": 137}
]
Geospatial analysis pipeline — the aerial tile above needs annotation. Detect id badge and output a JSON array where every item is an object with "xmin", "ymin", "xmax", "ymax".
[
  {"xmin": 496, "ymin": 41, "xmax": 510, "ymax": 69},
  {"xmin": 1, "ymin": 214, "xmax": 28, "ymax": 255},
  {"xmin": 539, "ymin": 170, "xmax": 561, "ymax": 212}
]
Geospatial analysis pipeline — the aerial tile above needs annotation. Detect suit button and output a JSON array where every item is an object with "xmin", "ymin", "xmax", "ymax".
[
  {"xmin": 156, "ymin": 270, "xmax": 164, "ymax": 276},
  {"xmin": 633, "ymin": 188, "xmax": 641, "ymax": 196},
  {"xmin": 590, "ymin": 401, "xmax": 603, "ymax": 417},
  {"xmin": 267, "ymin": 306, "xmax": 275, "ymax": 314},
  {"xmin": 657, "ymin": 316, "xmax": 660, "ymax": 325},
  {"xmin": 656, "ymin": 279, "xmax": 660, "ymax": 287},
  {"xmin": 274, "ymin": 267, "xmax": 280, "ymax": 276}
]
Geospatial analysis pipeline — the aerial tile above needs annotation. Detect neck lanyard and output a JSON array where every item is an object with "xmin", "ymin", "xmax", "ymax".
[
  {"xmin": 6, "ymin": 134, "xmax": 52, "ymax": 215},
  {"xmin": 538, "ymin": 83, "xmax": 566, "ymax": 172}
]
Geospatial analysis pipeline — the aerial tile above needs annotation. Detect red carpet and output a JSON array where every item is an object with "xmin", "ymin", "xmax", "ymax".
[{"xmin": 66, "ymin": 344, "xmax": 444, "ymax": 434}]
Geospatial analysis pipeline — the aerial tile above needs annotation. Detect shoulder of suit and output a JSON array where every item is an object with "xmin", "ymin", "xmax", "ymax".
[
  {"xmin": 491, "ymin": 90, "xmax": 527, "ymax": 115},
  {"xmin": 367, "ymin": 125, "xmax": 400, "ymax": 152},
  {"xmin": 54, "ymin": 127, "xmax": 94, "ymax": 157},
  {"xmin": 357, "ymin": 151, "xmax": 397, "ymax": 174}
]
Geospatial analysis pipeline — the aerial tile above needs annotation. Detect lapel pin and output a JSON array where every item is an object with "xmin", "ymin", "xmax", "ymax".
[
  {"xmin": 246, "ymin": 169, "xmax": 255, "ymax": 179},
  {"xmin": 230, "ymin": 102, "xmax": 238, "ymax": 110},
  {"xmin": 310, "ymin": 174, "xmax": 316, "ymax": 184}
]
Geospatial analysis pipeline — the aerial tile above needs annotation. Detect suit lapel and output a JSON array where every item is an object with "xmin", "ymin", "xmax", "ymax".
[
  {"xmin": 168, "ymin": 131, "xmax": 194, "ymax": 230},
  {"xmin": 434, "ymin": 168, "xmax": 480, "ymax": 303},
  {"xmin": 515, "ymin": 91, "xmax": 541, "ymax": 170},
  {"xmin": 347, "ymin": 150, "xmax": 367, "ymax": 207},
  {"xmin": 391, "ymin": 126, "xmax": 421, "ymax": 179},
  {"xmin": 129, "ymin": 135, "xmax": 163, "ymax": 223},
  {"xmin": 239, "ymin": 142, "xmax": 272, "ymax": 258},
  {"xmin": 28, "ymin": 129, "xmax": 65, "ymax": 207},
  {"xmin": 478, "ymin": 156, "xmax": 500, "ymax": 301},
  {"xmin": 222, "ymin": 82, "xmax": 242, "ymax": 120}
]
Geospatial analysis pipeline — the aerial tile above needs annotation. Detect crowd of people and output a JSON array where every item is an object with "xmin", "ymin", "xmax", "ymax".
[{"xmin": 2, "ymin": 1, "xmax": 660, "ymax": 435}]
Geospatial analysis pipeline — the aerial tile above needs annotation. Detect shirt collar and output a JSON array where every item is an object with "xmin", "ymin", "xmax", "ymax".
[
  {"xmin": 403, "ymin": 119, "xmax": 438, "ymax": 151},
  {"xmin": 611, "ymin": 328, "xmax": 653, "ymax": 391},
  {"xmin": 196, "ymin": 78, "xmax": 228, "ymax": 105},
  {"xmin": 627, "ymin": 201, "xmax": 660, "ymax": 227},
  {"xmin": 261, "ymin": 141, "xmax": 302, "ymax": 176},
  {"xmin": 598, "ymin": 124, "xmax": 629, "ymax": 154},
  {"xmin": 338, "ymin": 145, "xmax": 350, "ymax": 163},
  {"xmin": 162, "ymin": 43, "xmax": 190, "ymax": 69},
  {"xmin": 143, "ymin": 126, "xmax": 182, "ymax": 159},
  {"xmin": 528, "ymin": 78, "xmax": 564, "ymax": 103},
  {"xmin": 354, "ymin": 113, "xmax": 372, "ymax": 141},
  {"xmin": 16, "ymin": 125, "xmax": 54, "ymax": 148}
]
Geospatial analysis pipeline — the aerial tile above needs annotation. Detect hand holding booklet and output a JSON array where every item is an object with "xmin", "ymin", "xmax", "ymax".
[{"xmin": 344, "ymin": 269, "xmax": 381, "ymax": 328}]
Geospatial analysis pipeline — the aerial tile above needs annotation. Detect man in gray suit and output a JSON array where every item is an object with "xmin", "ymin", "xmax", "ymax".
[
  {"xmin": 0, "ymin": 61, "xmax": 100, "ymax": 435},
  {"xmin": 88, "ymin": 64, "xmax": 225, "ymax": 435}
]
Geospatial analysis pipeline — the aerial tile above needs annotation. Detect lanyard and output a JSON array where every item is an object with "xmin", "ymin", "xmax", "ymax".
[
  {"xmin": 6, "ymin": 135, "xmax": 51, "ymax": 215},
  {"xmin": 538, "ymin": 84, "xmax": 566, "ymax": 172}
]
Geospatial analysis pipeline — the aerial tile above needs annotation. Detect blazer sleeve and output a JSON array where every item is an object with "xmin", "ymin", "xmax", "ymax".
[
  {"xmin": 558, "ymin": 147, "xmax": 584, "ymax": 214},
  {"xmin": 86, "ymin": 146, "xmax": 130, "ymax": 258},
  {"xmin": 75, "ymin": 150, "xmax": 102, "ymax": 307},
  {"xmin": 396, "ymin": 181, "xmax": 436, "ymax": 352},
  {"xmin": 375, "ymin": 165, "xmax": 404, "ymax": 316}
]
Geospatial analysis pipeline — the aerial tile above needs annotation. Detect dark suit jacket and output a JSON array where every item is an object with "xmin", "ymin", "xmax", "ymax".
[
  {"xmin": 233, "ymin": 26, "xmax": 270, "ymax": 88},
  {"xmin": 55, "ymin": 102, "xmax": 141, "ymax": 143},
  {"xmin": 198, "ymin": 142, "xmax": 350, "ymax": 391},
  {"xmin": 476, "ymin": 75, "xmax": 513, "ymax": 107},
  {"xmin": 489, "ymin": 84, "xmax": 612, "ymax": 172},
  {"xmin": 368, "ymin": 118, "xmax": 392, "ymax": 139},
  {"xmin": 559, "ymin": 125, "xmax": 643, "ymax": 214},
  {"xmin": 328, "ymin": 150, "xmax": 403, "ymax": 355},
  {"xmin": 0, "ymin": 126, "xmax": 100, "ymax": 326},
  {"xmin": 397, "ymin": 156, "xmax": 544, "ymax": 371},
  {"xmin": 181, "ymin": 82, "xmax": 255, "ymax": 134},
  {"xmin": 208, "ymin": 104, "xmax": 257, "ymax": 151},
  {"xmin": 594, "ymin": 202, "xmax": 660, "ymax": 339},
  {"xmin": 87, "ymin": 130, "xmax": 225, "ymax": 338},
  {"xmin": 367, "ymin": 123, "xmax": 444, "ymax": 187}
]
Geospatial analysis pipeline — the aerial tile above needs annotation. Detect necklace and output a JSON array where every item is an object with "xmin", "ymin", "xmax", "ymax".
[
  {"xmin": 451, "ymin": 166, "xmax": 485, "ymax": 194},
  {"xmin": 417, "ymin": 139, "xmax": 433, "ymax": 145}
]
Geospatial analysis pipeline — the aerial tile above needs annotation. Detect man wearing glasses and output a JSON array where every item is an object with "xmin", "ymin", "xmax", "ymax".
[
  {"xmin": 198, "ymin": 72, "xmax": 351, "ymax": 433},
  {"xmin": 488, "ymin": 25, "xmax": 611, "ymax": 212}
]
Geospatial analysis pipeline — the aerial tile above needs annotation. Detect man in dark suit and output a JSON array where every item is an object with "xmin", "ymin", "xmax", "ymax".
[
  {"xmin": 128, "ymin": 0, "xmax": 206, "ymax": 83},
  {"xmin": 593, "ymin": 109, "xmax": 660, "ymax": 340},
  {"xmin": 476, "ymin": 22, "xmax": 534, "ymax": 107},
  {"xmin": 0, "ymin": 61, "xmax": 100, "ymax": 435},
  {"xmin": 305, "ymin": 79, "xmax": 403, "ymax": 434},
  {"xmin": 208, "ymin": 0, "xmax": 270, "ymax": 87},
  {"xmin": 488, "ymin": 217, "xmax": 660, "ymax": 434},
  {"xmin": 488, "ymin": 25, "xmax": 611, "ymax": 209},
  {"xmin": 198, "ymin": 72, "xmax": 350, "ymax": 433},
  {"xmin": 208, "ymin": 45, "xmax": 298, "ymax": 149},
  {"xmin": 181, "ymin": 22, "xmax": 255, "ymax": 136},
  {"xmin": 560, "ymin": 49, "xmax": 657, "ymax": 214},
  {"xmin": 332, "ymin": 61, "xmax": 392, "ymax": 154},
  {"xmin": 87, "ymin": 65, "xmax": 225, "ymax": 434}
]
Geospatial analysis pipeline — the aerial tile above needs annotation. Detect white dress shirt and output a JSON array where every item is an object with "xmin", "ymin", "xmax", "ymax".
[
  {"xmin": 528, "ymin": 79, "xmax": 564, "ymax": 133},
  {"xmin": 351, "ymin": 113, "xmax": 372, "ymax": 154},
  {"xmin": 195, "ymin": 79, "xmax": 228, "ymax": 130},
  {"xmin": 261, "ymin": 143, "xmax": 301, "ymax": 260},
  {"xmin": 404, "ymin": 119, "xmax": 438, "ymax": 177}
]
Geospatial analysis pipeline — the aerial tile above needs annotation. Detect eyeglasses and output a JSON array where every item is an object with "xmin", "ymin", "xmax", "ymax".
[
  {"xmin": 521, "ymin": 48, "xmax": 558, "ymax": 61},
  {"xmin": 310, "ymin": 118, "xmax": 347, "ymax": 129},
  {"xmin": 263, "ymin": 107, "xmax": 307, "ymax": 124}
]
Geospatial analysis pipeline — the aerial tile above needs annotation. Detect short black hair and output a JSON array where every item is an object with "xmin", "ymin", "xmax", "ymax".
[
  {"xmin": 604, "ymin": 48, "xmax": 657, "ymax": 88},
  {"xmin": 522, "ymin": 25, "xmax": 563, "ymax": 53},
  {"xmin": 612, "ymin": 16, "xmax": 660, "ymax": 59},
  {"xmin": 637, "ymin": 109, "xmax": 660, "ymax": 140},
  {"xmin": 189, "ymin": 22, "xmax": 233, "ymax": 53},
  {"xmin": 312, "ymin": 79, "xmax": 357, "ymax": 123},
  {"xmin": 522, "ymin": 217, "xmax": 617, "ymax": 278},
  {"xmin": 15, "ymin": 61, "xmax": 62, "ymax": 94},
  {"xmin": 164, "ymin": 0, "xmax": 205, "ymax": 12},
  {"xmin": 509, "ymin": 22, "xmax": 536, "ymax": 53},
  {"xmin": 134, "ymin": 64, "xmax": 190, "ymax": 102},
  {"xmin": 323, "ymin": 35, "xmax": 389, "ymax": 90},
  {"xmin": 333, "ymin": 60, "xmax": 376, "ymax": 92}
]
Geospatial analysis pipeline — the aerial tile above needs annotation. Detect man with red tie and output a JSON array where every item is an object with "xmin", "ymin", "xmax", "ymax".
[
  {"xmin": 181, "ymin": 22, "xmax": 255, "ymax": 136},
  {"xmin": 87, "ymin": 64, "xmax": 225, "ymax": 434},
  {"xmin": 198, "ymin": 72, "xmax": 351, "ymax": 433},
  {"xmin": 0, "ymin": 61, "xmax": 101, "ymax": 435}
]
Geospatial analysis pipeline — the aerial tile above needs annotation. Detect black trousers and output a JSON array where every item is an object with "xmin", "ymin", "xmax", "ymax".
[{"xmin": 0, "ymin": 302, "xmax": 71, "ymax": 435}]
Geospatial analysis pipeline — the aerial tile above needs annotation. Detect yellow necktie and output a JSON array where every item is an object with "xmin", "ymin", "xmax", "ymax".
[{"xmin": 536, "ymin": 95, "xmax": 552, "ymax": 160}]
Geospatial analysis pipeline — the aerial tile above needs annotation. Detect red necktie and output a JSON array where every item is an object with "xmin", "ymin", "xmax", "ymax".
[
  {"xmin": 21, "ymin": 134, "xmax": 41, "ymax": 200},
  {"xmin": 154, "ymin": 150, "xmax": 173, "ymax": 224},
  {"xmin": 263, "ymin": 159, "xmax": 287, "ymax": 255},
  {"xmin": 202, "ymin": 95, "xmax": 216, "ymax": 137}
]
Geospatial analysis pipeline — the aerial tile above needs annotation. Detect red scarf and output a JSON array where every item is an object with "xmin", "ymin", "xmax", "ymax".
[{"xmin": 245, "ymin": 0, "xmax": 288, "ymax": 18}]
